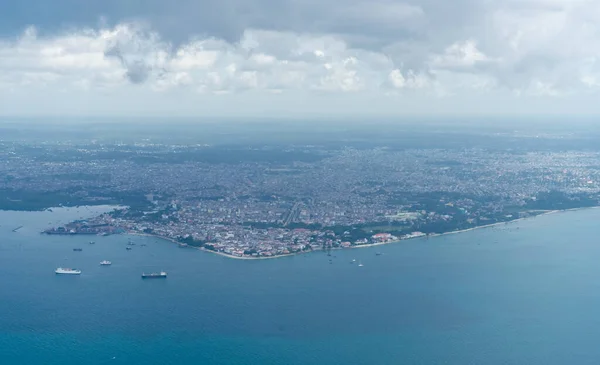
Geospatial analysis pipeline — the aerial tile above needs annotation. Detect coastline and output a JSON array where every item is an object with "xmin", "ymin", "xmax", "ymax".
[
  {"xmin": 376, "ymin": 206, "xmax": 598, "ymax": 247},
  {"xmin": 125, "ymin": 206, "xmax": 599, "ymax": 260},
  {"xmin": 126, "ymin": 232, "xmax": 303, "ymax": 260}
]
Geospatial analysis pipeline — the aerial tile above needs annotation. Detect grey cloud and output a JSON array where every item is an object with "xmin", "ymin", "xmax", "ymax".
[
  {"xmin": 2, "ymin": 0, "xmax": 445, "ymax": 47},
  {"xmin": 2, "ymin": 0, "xmax": 494, "ymax": 76},
  {"xmin": 124, "ymin": 60, "xmax": 151, "ymax": 84},
  {"xmin": 102, "ymin": 25, "xmax": 169, "ymax": 84},
  {"xmin": 104, "ymin": 44, "xmax": 151, "ymax": 84},
  {"xmin": 4, "ymin": 0, "xmax": 600, "ymax": 94}
]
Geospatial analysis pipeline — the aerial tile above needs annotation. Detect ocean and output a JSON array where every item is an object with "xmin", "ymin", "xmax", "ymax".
[{"xmin": 1, "ymin": 207, "xmax": 600, "ymax": 364}]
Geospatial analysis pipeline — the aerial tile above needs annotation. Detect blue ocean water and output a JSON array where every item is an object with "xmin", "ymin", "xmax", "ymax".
[{"xmin": 1, "ymin": 207, "xmax": 600, "ymax": 364}]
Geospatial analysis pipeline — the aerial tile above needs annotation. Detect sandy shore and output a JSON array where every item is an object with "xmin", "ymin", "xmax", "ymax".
[{"xmin": 125, "ymin": 206, "xmax": 598, "ymax": 260}]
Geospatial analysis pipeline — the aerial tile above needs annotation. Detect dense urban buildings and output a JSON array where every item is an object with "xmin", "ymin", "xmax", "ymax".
[{"xmin": 3, "ymin": 122, "xmax": 600, "ymax": 258}]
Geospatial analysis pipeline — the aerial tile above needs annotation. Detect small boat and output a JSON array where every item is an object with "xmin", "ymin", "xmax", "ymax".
[
  {"xmin": 140, "ymin": 243, "xmax": 147, "ymax": 247},
  {"xmin": 126, "ymin": 247, "xmax": 132, "ymax": 251},
  {"xmin": 351, "ymin": 259, "xmax": 356, "ymax": 263},
  {"xmin": 375, "ymin": 252, "xmax": 382, "ymax": 256},
  {"xmin": 89, "ymin": 241, "xmax": 95, "ymax": 244},
  {"xmin": 100, "ymin": 260, "xmax": 112, "ymax": 266},
  {"xmin": 142, "ymin": 271, "xmax": 167, "ymax": 279},
  {"xmin": 358, "ymin": 262, "xmax": 364, "ymax": 267},
  {"xmin": 73, "ymin": 248, "xmax": 83, "ymax": 252},
  {"xmin": 55, "ymin": 267, "xmax": 81, "ymax": 275}
]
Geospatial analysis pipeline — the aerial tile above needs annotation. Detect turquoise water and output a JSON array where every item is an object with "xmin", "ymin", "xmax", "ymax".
[{"xmin": 2, "ymin": 207, "xmax": 600, "ymax": 364}]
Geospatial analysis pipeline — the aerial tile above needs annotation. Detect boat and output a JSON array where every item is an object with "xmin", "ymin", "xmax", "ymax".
[
  {"xmin": 358, "ymin": 262, "xmax": 364, "ymax": 267},
  {"xmin": 142, "ymin": 271, "xmax": 167, "ymax": 279},
  {"xmin": 375, "ymin": 252, "xmax": 382, "ymax": 256},
  {"xmin": 100, "ymin": 260, "xmax": 112, "ymax": 266},
  {"xmin": 126, "ymin": 247, "xmax": 132, "ymax": 250},
  {"xmin": 55, "ymin": 267, "xmax": 81, "ymax": 275},
  {"xmin": 351, "ymin": 259, "xmax": 356, "ymax": 263},
  {"xmin": 89, "ymin": 241, "xmax": 95, "ymax": 244},
  {"xmin": 73, "ymin": 248, "xmax": 83, "ymax": 252}
]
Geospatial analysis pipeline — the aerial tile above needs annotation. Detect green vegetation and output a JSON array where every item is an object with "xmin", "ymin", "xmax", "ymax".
[
  {"xmin": 51, "ymin": 173, "xmax": 111, "ymax": 182},
  {"xmin": 0, "ymin": 189, "xmax": 106, "ymax": 211},
  {"xmin": 242, "ymin": 221, "xmax": 323, "ymax": 230},
  {"xmin": 0, "ymin": 189, "xmax": 164, "ymax": 210},
  {"xmin": 360, "ymin": 224, "xmax": 411, "ymax": 233},
  {"xmin": 0, "ymin": 188, "xmax": 157, "ymax": 212},
  {"xmin": 29, "ymin": 146, "xmax": 326, "ymax": 165},
  {"xmin": 525, "ymin": 191, "xmax": 599, "ymax": 210}
]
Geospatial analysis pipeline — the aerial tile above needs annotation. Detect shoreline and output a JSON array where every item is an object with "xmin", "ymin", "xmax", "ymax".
[
  {"xmin": 125, "ymin": 206, "xmax": 599, "ymax": 260},
  {"xmin": 126, "ymin": 232, "xmax": 304, "ymax": 260}
]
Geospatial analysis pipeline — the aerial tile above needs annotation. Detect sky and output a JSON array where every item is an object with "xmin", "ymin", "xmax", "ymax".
[{"xmin": 1, "ymin": 0, "xmax": 600, "ymax": 117}]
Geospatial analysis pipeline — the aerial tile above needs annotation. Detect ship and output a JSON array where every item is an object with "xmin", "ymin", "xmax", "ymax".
[
  {"xmin": 100, "ymin": 260, "xmax": 112, "ymax": 266},
  {"xmin": 55, "ymin": 267, "xmax": 81, "ymax": 275},
  {"xmin": 126, "ymin": 247, "xmax": 132, "ymax": 251},
  {"xmin": 89, "ymin": 241, "xmax": 95, "ymax": 244},
  {"xmin": 142, "ymin": 271, "xmax": 167, "ymax": 279},
  {"xmin": 73, "ymin": 248, "xmax": 83, "ymax": 252}
]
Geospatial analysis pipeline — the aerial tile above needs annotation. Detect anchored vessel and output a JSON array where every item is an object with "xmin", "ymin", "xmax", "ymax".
[
  {"xmin": 142, "ymin": 271, "xmax": 167, "ymax": 279},
  {"xmin": 55, "ymin": 267, "xmax": 81, "ymax": 275}
]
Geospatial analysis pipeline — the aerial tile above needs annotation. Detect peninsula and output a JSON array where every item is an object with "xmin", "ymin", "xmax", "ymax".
[{"xmin": 3, "ymin": 121, "xmax": 599, "ymax": 259}]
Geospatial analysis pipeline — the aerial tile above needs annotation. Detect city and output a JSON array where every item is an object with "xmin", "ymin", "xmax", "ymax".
[{"xmin": 3, "ymin": 124, "xmax": 600, "ymax": 259}]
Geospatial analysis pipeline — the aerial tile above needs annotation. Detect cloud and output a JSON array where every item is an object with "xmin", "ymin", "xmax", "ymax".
[
  {"xmin": 0, "ymin": 24, "xmax": 407, "ymax": 94},
  {"xmin": 2, "ymin": 0, "xmax": 600, "ymax": 115}
]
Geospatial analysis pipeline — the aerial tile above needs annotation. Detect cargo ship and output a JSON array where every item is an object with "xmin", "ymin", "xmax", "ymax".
[
  {"xmin": 55, "ymin": 267, "xmax": 81, "ymax": 275},
  {"xmin": 142, "ymin": 271, "xmax": 167, "ymax": 279}
]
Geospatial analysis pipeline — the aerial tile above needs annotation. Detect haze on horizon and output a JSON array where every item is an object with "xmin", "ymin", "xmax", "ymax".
[{"xmin": 2, "ymin": 0, "xmax": 600, "ymax": 117}]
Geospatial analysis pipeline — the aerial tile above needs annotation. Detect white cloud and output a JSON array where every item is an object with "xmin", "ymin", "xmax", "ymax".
[
  {"xmin": 4, "ymin": 0, "xmax": 600, "ymax": 116},
  {"xmin": 388, "ymin": 69, "xmax": 430, "ymax": 90},
  {"xmin": 431, "ymin": 40, "xmax": 489, "ymax": 69},
  {"xmin": 0, "ymin": 24, "xmax": 410, "ymax": 95}
]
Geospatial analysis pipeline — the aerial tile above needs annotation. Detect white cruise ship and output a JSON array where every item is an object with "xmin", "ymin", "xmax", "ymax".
[{"xmin": 55, "ymin": 267, "xmax": 81, "ymax": 275}]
